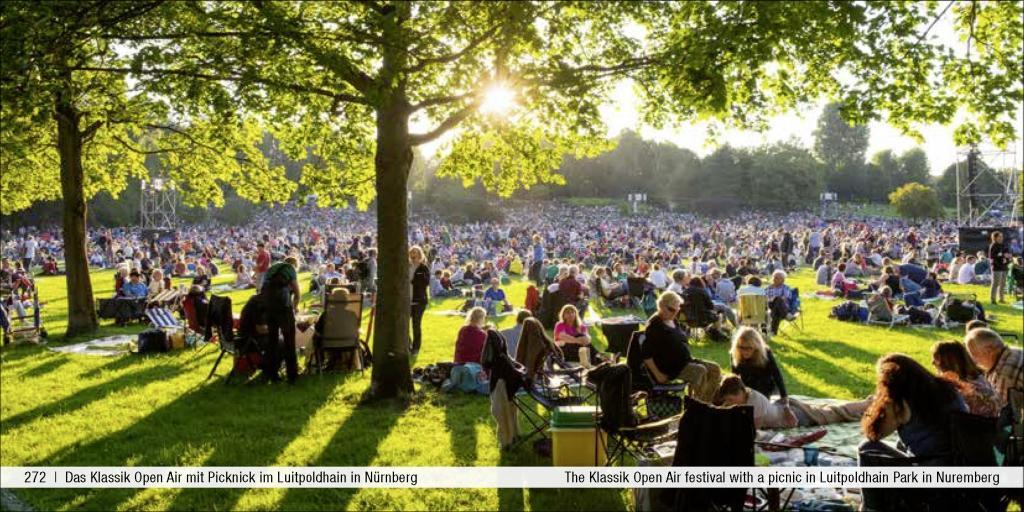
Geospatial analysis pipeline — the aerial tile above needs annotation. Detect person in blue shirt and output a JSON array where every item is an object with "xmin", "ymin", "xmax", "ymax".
[
  {"xmin": 121, "ymin": 270, "xmax": 148, "ymax": 299},
  {"xmin": 530, "ymin": 234, "xmax": 545, "ymax": 285},
  {"xmin": 482, "ymin": 278, "xmax": 509, "ymax": 316}
]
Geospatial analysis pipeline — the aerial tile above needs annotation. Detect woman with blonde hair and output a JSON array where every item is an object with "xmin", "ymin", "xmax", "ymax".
[
  {"xmin": 554, "ymin": 304, "xmax": 593, "ymax": 363},
  {"xmin": 729, "ymin": 327, "xmax": 788, "ymax": 402},
  {"xmin": 454, "ymin": 306, "xmax": 488, "ymax": 364},
  {"xmin": 409, "ymin": 245, "xmax": 430, "ymax": 355}
]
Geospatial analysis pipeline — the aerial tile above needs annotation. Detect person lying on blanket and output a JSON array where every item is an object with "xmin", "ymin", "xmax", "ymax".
[{"xmin": 714, "ymin": 375, "xmax": 871, "ymax": 429}]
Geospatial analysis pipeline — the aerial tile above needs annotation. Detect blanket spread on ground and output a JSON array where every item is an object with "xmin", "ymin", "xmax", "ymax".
[{"xmin": 47, "ymin": 335, "xmax": 134, "ymax": 357}]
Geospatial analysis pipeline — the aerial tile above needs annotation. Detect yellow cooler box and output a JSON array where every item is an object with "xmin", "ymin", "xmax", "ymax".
[{"xmin": 550, "ymin": 405, "xmax": 606, "ymax": 466}]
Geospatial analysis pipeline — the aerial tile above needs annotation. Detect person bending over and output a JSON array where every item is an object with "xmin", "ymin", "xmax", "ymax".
[
  {"xmin": 859, "ymin": 353, "xmax": 968, "ymax": 510},
  {"xmin": 965, "ymin": 328, "xmax": 1023, "ymax": 410},
  {"xmin": 931, "ymin": 340, "xmax": 1001, "ymax": 418},
  {"xmin": 714, "ymin": 375, "xmax": 869, "ymax": 429},
  {"xmin": 641, "ymin": 291, "xmax": 721, "ymax": 403},
  {"xmin": 260, "ymin": 256, "xmax": 301, "ymax": 384}
]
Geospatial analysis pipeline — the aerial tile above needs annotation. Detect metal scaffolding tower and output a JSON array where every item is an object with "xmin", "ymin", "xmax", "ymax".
[
  {"xmin": 955, "ymin": 144, "xmax": 1021, "ymax": 226},
  {"xmin": 140, "ymin": 177, "xmax": 177, "ymax": 229}
]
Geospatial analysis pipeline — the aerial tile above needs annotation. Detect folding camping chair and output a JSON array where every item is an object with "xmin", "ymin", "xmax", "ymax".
[
  {"xmin": 204, "ymin": 295, "xmax": 239, "ymax": 382},
  {"xmin": 0, "ymin": 282, "xmax": 44, "ymax": 344},
  {"xmin": 737, "ymin": 293, "xmax": 771, "ymax": 341},
  {"xmin": 778, "ymin": 287, "xmax": 804, "ymax": 335},
  {"xmin": 309, "ymin": 287, "xmax": 366, "ymax": 374},
  {"xmin": 623, "ymin": 330, "xmax": 688, "ymax": 417},
  {"xmin": 865, "ymin": 292, "xmax": 910, "ymax": 328},
  {"xmin": 588, "ymin": 362, "xmax": 681, "ymax": 467},
  {"xmin": 671, "ymin": 397, "xmax": 755, "ymax": 512},
  {"xmin": 626, "ymin": 277, "xmax": 649, "ymax": 313},
  {"xmin": 512, "ymin": 332, "xmax": 591, "ymax": 447},
  {"xmin": 679, "ymin": 297, "xmax": 719, "ymax": 340}
]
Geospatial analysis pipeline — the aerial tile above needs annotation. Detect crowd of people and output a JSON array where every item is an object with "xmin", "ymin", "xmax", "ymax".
[{"xmin": 2, "ymin": 202, "xmax": 1022, "ymax": 489}]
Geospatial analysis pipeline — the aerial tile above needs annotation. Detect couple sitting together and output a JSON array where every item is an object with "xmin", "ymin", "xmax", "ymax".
[{"xmin": 642, "ymin": 291, "xmax": 868, "ymax": 429}]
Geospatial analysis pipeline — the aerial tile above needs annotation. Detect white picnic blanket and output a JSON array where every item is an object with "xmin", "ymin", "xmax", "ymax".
[{"xmin": 48, "ymin": 335, "xmax": 134, "ymax": 357}]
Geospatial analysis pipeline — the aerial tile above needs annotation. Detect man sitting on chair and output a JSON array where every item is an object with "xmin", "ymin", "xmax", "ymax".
[
  {"xmin": 764, "ymin": 270, "xmax": 794, "ymax": 334},
  {"xmin": 121, "ymin": 270, "xmax": 148, "ymax": 299}
]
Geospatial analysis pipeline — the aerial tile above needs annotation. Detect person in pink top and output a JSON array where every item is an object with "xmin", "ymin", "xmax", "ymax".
[
  {"xmin": 454, "ymin": 307, "xmax": 488, "ymax": 364},
  {"xmin": 554, "ymin": 304, "xmax": 595, "ymax": 364}
]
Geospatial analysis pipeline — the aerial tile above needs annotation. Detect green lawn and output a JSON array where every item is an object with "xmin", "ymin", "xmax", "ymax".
[{"xmin": 2, "ymin": 267, "xmax": 1021, "ymax": 511}]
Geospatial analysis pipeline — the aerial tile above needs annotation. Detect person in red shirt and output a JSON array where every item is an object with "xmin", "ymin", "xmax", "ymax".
[
  {"xmin": 254, "ymin": 242, "xmax": 271, "ymax": 292},
  {"xmin": 454, "ymin": 307, "xmax": 488, "ymax": 364}
]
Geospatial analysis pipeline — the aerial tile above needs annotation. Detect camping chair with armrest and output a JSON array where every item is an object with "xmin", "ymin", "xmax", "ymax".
[
  {"xmin": 626, "ymin": 276, "xmax": 649, "ymax": 313},
  {"xmin": 310, "ymin": 287, "xmax": 365, "ymax": 374},
  {"xmin": 589, "ymin": 362, "xmax": 681, "ymax": 467},
  {"xmin": 512, "ymin": 331, "xmax": 591, "ymax": 447},
  {"xmin": 778, "ymin": 287, "xmax": 804, "ymax": 336},
  {"xmin": 737, "ymin": 293, "xmax": 772, "ymax": 341},
  {"xmin": 865, "ymin": 292, "xmax": 910, "ymax": 328},
  {"xmin": 204, "ymin": 295, "xmax": 237, "ymax": 382},
  {"xmin": 624, "ymin": 330, "xmax": 689, "ymax": 418},
  {"xmin": 678, "ymin": 297, "xmax": 719, "ymax": 340}
]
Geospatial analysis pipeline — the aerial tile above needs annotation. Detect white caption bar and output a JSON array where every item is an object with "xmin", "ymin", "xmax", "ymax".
[{"xmin": 1, "ymin": 466, "xmax": 1021, "ymax": 489}]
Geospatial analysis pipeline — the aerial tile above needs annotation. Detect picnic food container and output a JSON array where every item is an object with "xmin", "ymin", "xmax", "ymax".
[{"xmin": 550, "ymin": 405, "xmax": 606, "ymax": 466}]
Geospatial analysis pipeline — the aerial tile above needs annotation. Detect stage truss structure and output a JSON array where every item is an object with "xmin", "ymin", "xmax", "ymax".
[
  {"xmin": 955, "ymin": 144, "xmax": 1021, "ymax": 226},
  {"xmin": 140, "ymin": 177, "xmax": 177, "ymax": 230}
]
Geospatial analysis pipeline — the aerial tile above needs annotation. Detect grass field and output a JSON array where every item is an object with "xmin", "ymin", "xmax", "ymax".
[{"xmin": 2, "ymin": 266, "xmax": 1021, "ymax": 511}]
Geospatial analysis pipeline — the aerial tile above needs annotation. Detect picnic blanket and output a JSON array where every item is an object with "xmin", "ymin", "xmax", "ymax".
[
  {"xmin": 48, "ymin": 335, "xmax": 135, "ymax": 357},
  {"xmin": 755, "ymin": 396, "xmax": 896, "ymax": 462}
]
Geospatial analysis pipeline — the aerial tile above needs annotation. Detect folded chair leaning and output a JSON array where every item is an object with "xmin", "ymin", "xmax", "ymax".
[{"xmin": 512, "ymin": 321, "xmax": 590, "ymax": 447}]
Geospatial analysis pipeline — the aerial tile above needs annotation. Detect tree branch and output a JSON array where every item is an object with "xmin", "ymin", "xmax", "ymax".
[
  {"xmin": 408, "ymin": 99, "xmax": 481, "ymax": 146},
  {"xmin": 404, "ymin": 23, "xmax": 502, "ymax": 74},
  {"xmin": 80, "ymin": 120, "xmax": 104, "ymax": 142},
  {"xmin": 71, "ymin": 66, "xmax": 368, "ymax": 104},
  {"xmin": 252, "ymin": 1, "xmax": 376, "ymax": 95},
  {"xmin": 410, "ymin": 91, "xmax": 476, "ymax": 112}
]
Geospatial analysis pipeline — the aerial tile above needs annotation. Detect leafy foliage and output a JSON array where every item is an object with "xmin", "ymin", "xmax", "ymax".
[{"xmin": 889, "ymin": 182, "xmax": 943, "ymax": 219}]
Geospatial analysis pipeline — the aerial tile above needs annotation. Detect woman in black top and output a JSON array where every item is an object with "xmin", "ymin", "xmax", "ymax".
[
  {"xmin": 988, "ymin": 231, "xmax": 1009, "ymax": 304},
  {"xmin": 409, "ymin": 245, "xmax": 431, "ymax": 355},
  {"xmin": 640, "ymin": 292, "xmax": 722, "ymax": 402},
  {"xmin": 729, "ymin": 326, "xmax": 788, "ymax": 400}
]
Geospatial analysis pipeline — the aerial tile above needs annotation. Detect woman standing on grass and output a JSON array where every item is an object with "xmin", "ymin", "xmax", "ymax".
[
  {"xmin": 409, "ymin": 245, "xmax": 430, "ymax": 356},
  {"xmin": 988, "ymin": 231, "xmax": 1010, "ymax": 304}
]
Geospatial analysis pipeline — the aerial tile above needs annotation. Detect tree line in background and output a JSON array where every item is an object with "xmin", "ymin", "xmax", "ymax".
[{"xmin": 5, "ymin": 99, "xmax": 1016, "ymax": 228}]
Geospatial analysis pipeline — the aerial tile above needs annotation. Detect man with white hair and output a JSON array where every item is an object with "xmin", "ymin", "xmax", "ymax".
[
  {"xmin": 966, "ymin": 328, "xmax": 1023, "ymax": 409},
  {"xmin": 765, "ymin": 270, "xmax": 794, "ymax": 334}
]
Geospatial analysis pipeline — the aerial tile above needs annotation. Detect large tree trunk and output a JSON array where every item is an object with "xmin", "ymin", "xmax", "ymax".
[
  {"xmin": 368, "ymin": 101, "xmax": 415, "ymax": 398},
  {"xmin": 55, "ymin": 100, "xmax": 98, "ymax": 338}
]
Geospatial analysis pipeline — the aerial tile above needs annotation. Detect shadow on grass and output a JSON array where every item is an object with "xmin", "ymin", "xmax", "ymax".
[
  {"xmin": 78, "ymin": 353, "xmax": 150, "ymax": 380},
  {"xmin": 33, "ymin": 375, "xmax": 341, "ymax": 511},
  {"xmin": 274, "ymin": 395, "xmax": 404, "ymax": 511},
  {"xmin": 20, "ymin": 354, "xmax": 70, "ymax": 378},
  {"xmin": 497, "ymin": 448, "xmax": 525, "ymax": 511},
  {"xmin": 444, "ymin": 394, "xmax": 484, "ymax": 465},
  {"xmin": 1, "ymin": 357, "xmax": 203, "ymax": 437}
]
